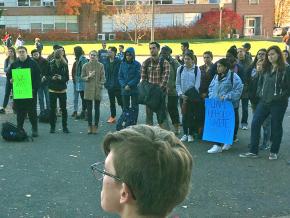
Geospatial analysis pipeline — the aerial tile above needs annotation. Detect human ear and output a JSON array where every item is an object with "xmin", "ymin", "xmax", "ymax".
[{"xmin": 120, "ymin": 183, "xmax": 134, "ymax": 204}]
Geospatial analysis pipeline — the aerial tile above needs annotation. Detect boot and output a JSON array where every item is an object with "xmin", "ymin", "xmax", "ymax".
[
  {"xmin": 173, "ymin": 123, "xmax": 180, "ymax": 135},
  {"xmin": 92, "ymin": 125, "xmax": 98, "ymax": 134}
]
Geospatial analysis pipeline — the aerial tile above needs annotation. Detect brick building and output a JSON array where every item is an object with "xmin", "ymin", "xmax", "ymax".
[{"xmin": 0, "ymin": 0, "xmax": 275, "ymax": 38}]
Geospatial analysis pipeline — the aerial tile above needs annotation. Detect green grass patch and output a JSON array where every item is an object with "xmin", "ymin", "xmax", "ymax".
[{"xmin": 23, "ymin": 39, "xmax": 285, "ymax": 56}]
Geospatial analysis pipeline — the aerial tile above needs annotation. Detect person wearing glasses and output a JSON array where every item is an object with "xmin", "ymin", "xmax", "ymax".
[
  {"xmin": 81, "ymin": 50, "xmax": 105, "ymax": 134},
  {"xmin": 91, "ymin": 124, "xmax": 193, "ymax": 217}
]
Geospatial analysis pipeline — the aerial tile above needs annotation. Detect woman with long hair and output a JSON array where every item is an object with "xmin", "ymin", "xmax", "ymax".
[
  {"xmin": 0, "ymin": 47, "xmax": 16, "ymax": 114},
  {"xmin": 282, "ymin": 50, "xmax": 290, "ymax": 66},
  {"xmin": 240, "ymin": 46, "xmax": 290, "ymax": 160},
  {"xmin": 81, "ymin": 50, "xmax": 105, "ymax": 134}
]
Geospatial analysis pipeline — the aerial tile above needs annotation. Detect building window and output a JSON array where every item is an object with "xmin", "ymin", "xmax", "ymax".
[
  {"xmin": 249, "ymin": 0, "xmax": 259, "ymax": 4},
  {"xmin": 18, "ymin": 0, "xmax": 29, "ymax": 6},
  {"xmin": 43, "ymin": 24, "xmax": 54, "ymax": 32},
  {"xmin": 244, "ymin": 16, "xmax": 262, "ymax": 36},
  {"xmin": 30, "ymin": 0, "xmax": 41, "ymax": 6},
  {"xmin": 31, "ymin": 23, "xmax": 42, "ymax": 32},
  {"xmin": 67, "ymin": 23, "xmax": 78, "ymax": 33}
]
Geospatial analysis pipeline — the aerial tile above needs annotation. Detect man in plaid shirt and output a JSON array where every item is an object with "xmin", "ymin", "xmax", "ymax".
[{"xmin": 141, "ymin": 42, "xmax": 170, "ymax": 129}]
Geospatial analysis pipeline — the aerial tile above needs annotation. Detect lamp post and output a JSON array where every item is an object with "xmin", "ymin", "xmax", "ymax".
[
  {"xmin": 219, "ymin": 2, "xmax": 224, "ymax": 40},
  {"xmin": 151, "ymin": 0, "xmax": 155, "ymax": 42}
]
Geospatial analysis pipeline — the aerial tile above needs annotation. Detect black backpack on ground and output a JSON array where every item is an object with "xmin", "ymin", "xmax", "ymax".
[
  {"xmin": 1, "ymin": 122, "xmax": 31, "ymax": 142},
  {"xmin": 39, "ymin": 109, "xmax": 50, "ymax": 123},
  {"xmin": 116, "ymin": 108, "xmax": 138, "ymax": 131}
]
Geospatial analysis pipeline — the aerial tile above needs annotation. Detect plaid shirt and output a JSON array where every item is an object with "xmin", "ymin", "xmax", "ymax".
[{"xmin": 141, "ymin": 57, "xmax": 170, "ymax": 90}]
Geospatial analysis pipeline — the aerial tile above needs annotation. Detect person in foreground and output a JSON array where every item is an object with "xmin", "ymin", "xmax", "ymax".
[{"xmin": 91, "ymin": 124, "xmax": 193, "ymax": 218}]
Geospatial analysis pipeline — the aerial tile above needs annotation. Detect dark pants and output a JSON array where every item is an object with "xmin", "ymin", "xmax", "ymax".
[
  {"xmin": 49, "ymin": 92, "xmax": 67, "ymax": 128},
  {"xmin": 14, "ymin": 92, "xmax": 38, "ymax": 131},
  {"xmin": 180, "ymin": 98, "xmax": 203, "ymax": 135},
  {"xmin": 2, "ymin": 78, "xmax": 12, "ymax": 108},
  {"xmin": 241, "ymin": 98, "xmax": 249, "ymax": 125},
  {"xmin": 167, "ymin": 95, "xmax": 180, "ymax": 125},
  {"xmin": 79, "ymin": 91, "xmax": 87, "ymax": 112},
  {"xmin": 250, "ymin": 101, "xmax": 288, "ymax": 154},
  {"xmin": 86, "ymin": 100, "xmax": 100, "ymax": 126},
  {"xmin": 146, "ymin": 95, "xmax": 168, "ymax": 126},
  {"xmin": 108, "ymin": 89, "xmax": 122, "ymax": 118}
]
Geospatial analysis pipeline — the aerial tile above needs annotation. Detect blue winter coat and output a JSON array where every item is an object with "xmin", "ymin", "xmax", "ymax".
[
  {"xmin": 75, "ymin": 55, "xmax": 88, "ymax": 91},
  {"xmin": 118, "ymin": 47, "xmax": 141, "ymax": 96},
  {"xmin": 208, "ymin": 70, "xmax": 244, "ymax": 108}
]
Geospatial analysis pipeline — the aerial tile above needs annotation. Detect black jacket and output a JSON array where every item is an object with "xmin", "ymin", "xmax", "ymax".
[
  {"xmin": 7, "ymin": 56, "xmax": 41, "ymax": 92},
  {"xmin": 34, "ymin": 57, "xmax": 50, "ymax": 86},
  {"xmin": 48, "ymin": 60, "xmax": 69, "ymax": 91}
]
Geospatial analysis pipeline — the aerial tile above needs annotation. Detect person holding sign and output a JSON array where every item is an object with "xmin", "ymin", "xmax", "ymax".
[
  {"xmin": 176, "ymin": 50, "xmax": 201, "ymax": 142},
  {"xmin": 207, "ymin": 58, "xmax": 243, "ymax": 154},
  {"xmin": 7, "ymin": 46, "xmax": 41, "ymax": 137},
  {"xmin": 47, "ymin": 49, "xmax": 70, "ymax": 134}
]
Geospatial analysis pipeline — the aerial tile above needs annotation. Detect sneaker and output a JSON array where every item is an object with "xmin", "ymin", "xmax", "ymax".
[
  {"xmin": 180, "ymin": 135, "xmax": 188, "ymax": 142},
  {"xmin": 241, "ymin": 124, "xmax": 248, "ymax": 130},
  {"xmin": 71, "ymin": 111, "xmax": 77, "ymax": 118},
  {"xmin": 207, "ymin": 145, "xmax": 223, "ymax": 154},
  {"xmin": 88, "ymin": 126, "xmax": 92, "ymax": 134},
  {"xmin": 239, "ymin": 152, "xmax": 258, "ymax": 158},
  {"xmin": 50, "ymin": 127, "xmax": 55, "ymax": 133},
  {"xmin": 32, "ymin": 130, "xmax": 38, "ymax": 137},
  {"xmin": 107, "ymin": 117, "xmax": 116, "ymax": 124},
  {"xmin": 269, "ymin": 153, "xmax": 278, "ymax": 160},
  {"xmin": 0, "ymin": 108, "xmax": 6, "ymax": 114},
  {"xmin": 260, "ymin": 144, "xmax": 270, "ymax": 150},
  {"xmin": 63, "ymin": 127, "xmax": 70, "ymax": 134},
  {"xmin": 233, "ymin": 138, "xmax": 239, "ymax": 143},
  {"xmin": 187, "ymin": 135, "xmax": 194, "ymax": 142},
  {"xmin": 222, "ymin": 144, "xmax": 232, "ymax": 151}
]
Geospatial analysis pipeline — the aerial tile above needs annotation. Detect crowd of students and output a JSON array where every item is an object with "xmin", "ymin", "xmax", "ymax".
[{"xmin": 1, "ymin": 40, "xmax": 290, "ymax": 160}]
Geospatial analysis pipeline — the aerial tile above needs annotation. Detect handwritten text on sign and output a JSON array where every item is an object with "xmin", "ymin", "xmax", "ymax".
[
  {"xmin": 202, "ymin": 98, "xmax": 235, "ymax": 145},
  {"xmin": 12, "ymin": 68, "xmax": 33, "ymax": 99}
]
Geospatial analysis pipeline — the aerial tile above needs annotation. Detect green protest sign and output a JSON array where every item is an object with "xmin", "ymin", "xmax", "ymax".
[{"xmin": 12, "ymin": 68, "xmax": 33, "ymax": 99}]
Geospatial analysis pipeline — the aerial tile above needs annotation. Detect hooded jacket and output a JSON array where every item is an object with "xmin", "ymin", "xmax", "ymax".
[
  {"xmin": 75, "ymin": 55, "xmax": 88, "ymax": 91},
  {"xmin": 118, "ymin": 47, "xmax": 141, "ymax": 96},
  {"xmin": 208, "ymin": 70, "xmax": 244, "ymax": 109},
  {"xmin": 257, "ymin": 66, "xmax": 290, "ymax": 104}
]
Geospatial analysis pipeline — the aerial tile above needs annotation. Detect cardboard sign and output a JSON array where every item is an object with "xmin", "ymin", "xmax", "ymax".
[
  {"xmin": 12, "ymin": 68, "xmax": 33, "ymax": 99},
  {"xmin": 202, "ymin": 98, "xmax": 235, "ymax": 145}
]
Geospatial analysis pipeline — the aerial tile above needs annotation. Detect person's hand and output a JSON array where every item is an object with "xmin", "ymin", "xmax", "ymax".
[
  {"xmin": 10, "ymin": 79, "xmax": 13, "ymax": 84},
  {"xmin": 41, "ymin": 76, "xmax": 46, "ymax": 82},
  {"xmin": 52, "ymin": 75, "xmax": 58, "ymax": 80},
  {"xmin": 201, "ymin": 93, "xmax": 207, "ymax": 99},
  {"xmin": 89, "ymin": 71, "xmax": 95, "ymax": 78},
  {"xmin": 57, "ymin": 75, "xmax": 62, "ymax": 80},
  {"xmin": 220, "ymin": 96, "xmax": 225, "ymax": 101},
  {"xmin": 182, "ymin": 95, "xmax": 188, "ymax": 100},
  {"xmin": 125, "ymin": 85, "xmax": 130, "ymax": 91}
]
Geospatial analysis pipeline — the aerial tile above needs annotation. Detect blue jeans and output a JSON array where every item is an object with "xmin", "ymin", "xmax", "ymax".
[
  {"xmin": 38, "ymin": 85, "xmax": 50, "ymax": 112},
  {"xmin": 252, "ymin": 104, "xmax": 272, "ymax": 147},
  {"xmin": 250, "ymin": 101, "xmax": 288, "ymax": 154},
  {"xmin": 241, "ymin": 98, "xmax": 249, "ymax": 125}
]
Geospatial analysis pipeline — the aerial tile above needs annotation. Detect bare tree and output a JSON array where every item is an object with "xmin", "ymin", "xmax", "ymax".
[
  {"xmin": 113, "ymin": 1, "xmax": 152, "ymax": 44},
  {"xmin": 275, "ymin": 0, "xmax": 290, "ymax": 27}
]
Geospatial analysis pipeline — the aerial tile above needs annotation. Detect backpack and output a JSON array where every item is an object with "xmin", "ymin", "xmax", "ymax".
[
  {"xmin": 1, "ymin": 122, "xmax": 31, "ymax": 142},
  {"xmin": 38, "ymin": 109, "xmax": 50, "ymax": 123},
  {"xmin": 116, "ymin": 108, "xmax": 138, "ymax": 131}
]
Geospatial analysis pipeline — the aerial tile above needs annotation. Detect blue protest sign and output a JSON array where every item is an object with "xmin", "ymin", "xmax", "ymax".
[{"xmin": 202, "ymin": 98, "xmax": 235, "ymax": 145}]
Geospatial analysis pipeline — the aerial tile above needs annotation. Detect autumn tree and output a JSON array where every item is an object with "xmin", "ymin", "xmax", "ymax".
[
  {"xmin": 275, "ymin": 0, "xmax": 290, "ymax": 27},
  {"xmin": 56, "ymin": 0, "xmax": 108, "ymax": 39},
  {"xmin": 195, "ymin": 9, "xmax": 243, "ymax": 38},
  {"xmin": 113, "ymin": 1, "xmax": 151, "ymax": 44}
]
